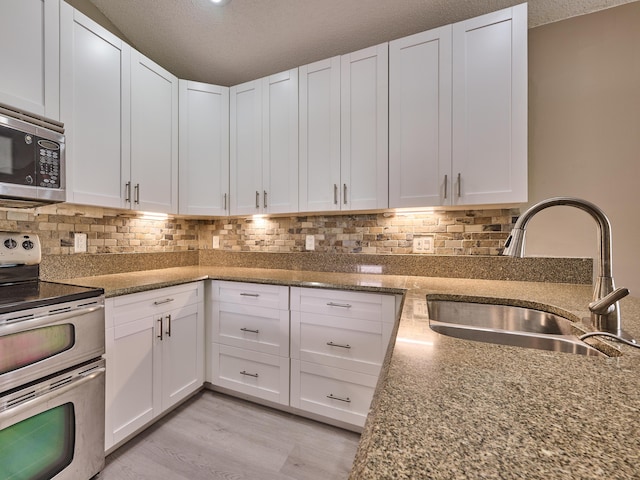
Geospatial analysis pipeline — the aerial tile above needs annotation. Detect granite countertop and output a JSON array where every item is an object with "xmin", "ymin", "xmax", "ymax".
[{"xmin": 63, "ymin": 266, "xmax": 640, "ymax": 479}]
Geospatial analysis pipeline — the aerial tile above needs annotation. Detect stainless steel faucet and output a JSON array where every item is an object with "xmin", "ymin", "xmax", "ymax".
[{"xmin": 503, "ymin": 197, "xmax": 631, "ymax": 339}]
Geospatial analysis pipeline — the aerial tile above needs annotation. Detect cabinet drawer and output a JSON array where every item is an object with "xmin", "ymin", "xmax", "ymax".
[
  {"xmin": 211, "ymin": 281, "xmax": 289, "ymax": 310},
  {"xmin": 290, "ymin": 360, "xmax": 377, "ymax": 428},
  {"xmin": 210, "ymin": 344, "xmax": 289, "ymax": 405},
  {"xmin": 213, "ymin": 302, "xmax": 289, "ymax": 356},
  {"xmin": 290, "ymin": 287, "xmax": 395, "ymax": 323},
  {"xmin": 113, "ymin": 283, "xmax": 201, "ymax": 326},
  {"xmin": 291, "ymin": 311, "xmax": 385, "ymax": 375}
]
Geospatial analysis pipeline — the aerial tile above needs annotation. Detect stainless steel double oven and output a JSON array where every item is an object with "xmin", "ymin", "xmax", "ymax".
[{"xmin": 0, "ymin": 232, "xmax": 105, "ymax": 480}]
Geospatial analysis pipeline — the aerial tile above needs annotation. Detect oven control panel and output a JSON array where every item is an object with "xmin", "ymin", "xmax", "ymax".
[{"xmin": 0, "ymin": 232, "xmax": 41, "ymax": 266}]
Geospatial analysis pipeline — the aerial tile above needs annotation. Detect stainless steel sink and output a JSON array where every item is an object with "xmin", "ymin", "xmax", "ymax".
[{"xmin": 427, "ymin": 298, "xmax": 606, "ymax": 357}]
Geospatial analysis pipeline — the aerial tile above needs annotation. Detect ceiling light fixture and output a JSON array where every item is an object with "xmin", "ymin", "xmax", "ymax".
[{"xmin": 210, "ymin": 0, "xmax": 231, "ymax": 6}]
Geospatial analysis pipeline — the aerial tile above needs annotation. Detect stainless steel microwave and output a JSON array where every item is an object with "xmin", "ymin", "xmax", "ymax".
[{"xmin": 0, "ymin": 111, "xmax": 65, "ymax": 208}]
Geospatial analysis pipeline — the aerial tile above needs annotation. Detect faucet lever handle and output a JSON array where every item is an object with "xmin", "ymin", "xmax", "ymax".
[{"xmin": 589, "ymin": 287, "xmax": 630, "ymax": 315}]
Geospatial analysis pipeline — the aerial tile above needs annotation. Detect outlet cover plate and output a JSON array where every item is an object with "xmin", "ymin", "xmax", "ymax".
[
  {"xmin": 212, "ymin": 236, "xmax": 220, "ymax": 249},
  {"xmin": 305, "ymin": 235, "xmax": 315, "ymax": 251},
  {"xmin": 74, "ymin": 233, "xmax": 87, "ymax": 253},
  {"xmin": 413, "ymin": 235, "xmax": 434, "ymax": 254}
]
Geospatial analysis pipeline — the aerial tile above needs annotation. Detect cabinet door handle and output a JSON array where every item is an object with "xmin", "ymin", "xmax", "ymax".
[
  {"xmin": 165, "ymin": 314, "xmax": 172, "ymax": 337},
  {"xmin": 240, "ymin": 293, "xmax": 260, "ymax": 297},
  {"xmin": 457, "ymin": 173, "xmax": 461, "ymax": 198},
  {"xmin": 134, "ymin": 183, "xmax": 140, "ymax": 204},
  {"xmin": 327, "ymin": 302, "xmax": 352, "ymax": 308},
  {"xmin": 157, "ymin": 317, "xmax": 163, "ymax": 341},
  {"xmin": 240, "ymin": 370, "xmax": 259, "ymax": 378},
  {"xmin": 240, "ymin": 327, "xmax": 260, "ymax": 334},
  {"xmin": 334, "ymin": 184, "xmax": 338, "ymax": 205},
  {"xmin": 444, "ymin": 174, "xmax": 448, "ymax": 199},
  {"xmin": 343, "ymin": 184, "xmax": 347, "ymax": 205},
  {"xmin": 264, "ymin": 190, "xmax": 267, "ymax": 209},
  {"xmin": 326, "ymin": 341, "xmax": 351, "ymax": 349},
  {"xmin": 327, "ymin": 393, "xmax": 351, "ymax": 403},
  {"xmin": 125, "ymin": 181, "xmax": 131, "ymax": 203},
  {"xmin": 255, "ymin": 191, "xmax": 260, "ymax": 209},
  {"xmin": 224, "ymin": 193, "xmax": 227, "ymax": 210},
  {"xmin": 153, "ymin": 298, "xmax": 175, "ymax": 306}
]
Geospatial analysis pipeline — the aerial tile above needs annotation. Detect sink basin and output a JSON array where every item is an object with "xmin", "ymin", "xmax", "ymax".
[{"xmin": 427, "ymin": 298, "xmax": 606, "ymax": 357}]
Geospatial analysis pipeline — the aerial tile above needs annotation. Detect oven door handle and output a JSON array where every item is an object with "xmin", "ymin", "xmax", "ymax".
[
  {"xmin": 0, "ymin": 304, "xmax": 104, "ymax": 335},
  {"xmin": 0, "ymin": 366, "xmax": 105, "ymax": 426}
]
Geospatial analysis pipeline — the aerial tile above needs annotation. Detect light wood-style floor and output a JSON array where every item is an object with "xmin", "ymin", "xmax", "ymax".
[{"xmin": 100, "ymin": 391, "xmax": 361, "ymax": 480}]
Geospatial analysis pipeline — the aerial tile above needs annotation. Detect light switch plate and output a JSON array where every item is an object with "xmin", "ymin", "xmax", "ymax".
[
  {"xmin": 74, "ymin": 233, "xmax": 87, "ymax": 253},
  {"xmin": 413, "ymin": 235, "xmax": 434, "ymax": 254},
  {"xmin": 305, "ymin": 235, "xmax": 315, "ymax": 251},
  {"xmin": 212, "ymin": 236, "xmax": 220, "ymax": 249}
]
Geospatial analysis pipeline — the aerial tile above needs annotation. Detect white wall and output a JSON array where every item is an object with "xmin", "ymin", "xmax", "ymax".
[{"xmin": 526, "ymin": 2, "xmax": 640, "ymax": 298}]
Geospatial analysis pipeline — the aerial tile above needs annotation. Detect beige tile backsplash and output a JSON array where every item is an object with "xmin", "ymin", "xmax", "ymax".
[{"xmin": 0, "ymin": 204, "xmax": 518, "ymax": 256}]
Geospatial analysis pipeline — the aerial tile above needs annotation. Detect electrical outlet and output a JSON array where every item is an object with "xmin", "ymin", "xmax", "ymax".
[
  {"xmin": 305, "ymin": 235, "xmax": 315, "ymax": 251},
  {"xmin": 74, "ymin": 233, "xmax": 87, "ymax": 253},
  {"xmin": 212, "ymin": 236, "xmax": 220, "ymax": 249},
  {"xmin": 412, "ymin": 235, "xmax": 434, "ymax": 254}
]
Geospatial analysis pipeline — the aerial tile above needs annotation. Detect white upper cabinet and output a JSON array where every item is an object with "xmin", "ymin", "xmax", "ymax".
[
  {"xmin": 262, "ymin": 69, "xmax": 299, "ymax": 214},
  {"xmin": 230, "ymin": 69, "xmax": 298, "ymax": 216},
  {"xmin": 452, "ymin": 3, "xmax": 527, "ymax": 205},
  {"xmin": 299, "ymin": 57, "xmax": 341, "ymax": 213},
  {"xmin": 230, "ymin": 79, "xmax": 262, "ymax": 216},
  {"xmin": 130, "ymin": 51, "xmax": 179, "ymax": 213},
  {"xmin": 389, "ymin": 26, "xmax": 452, "ymax": 208},
  {"xmin": 0, "ymin": 0, "xmax": 59, "ymax": 119},
  {"xmin": 341, "ymin": 44, "xmax": 389, "ymax": 211},
  {"xmin": 60, "ymin": 4, "xmax": 131, "ymax": 209},
  {"xmin": 178, "ymin": 80, "xmax": 229, "ymax": 216}
]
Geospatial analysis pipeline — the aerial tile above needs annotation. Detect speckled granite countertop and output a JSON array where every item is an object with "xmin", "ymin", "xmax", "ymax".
[{"xmin": 63, "ymin": 266, "xmax": 640, "ymax": 479}]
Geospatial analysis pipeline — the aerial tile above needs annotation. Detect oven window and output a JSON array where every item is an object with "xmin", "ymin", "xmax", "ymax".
[
  {"xmin": 0, "ymin": 403, "xmax": 75, "ymax": 480},
  {"xmin": 0, "ymin": 324, "xmax": 75, "ymax": 375}
]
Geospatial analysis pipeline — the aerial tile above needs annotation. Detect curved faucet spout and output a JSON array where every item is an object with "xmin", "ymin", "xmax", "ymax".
[{"xmin": 502, "ymin": 197, "xmax": 625, "ymax": 337}]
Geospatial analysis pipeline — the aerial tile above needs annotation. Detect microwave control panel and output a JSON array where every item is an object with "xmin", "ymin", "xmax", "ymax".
[{"xmin": 37, "ymin": 139, "xmax": 61, "ymax": 189}]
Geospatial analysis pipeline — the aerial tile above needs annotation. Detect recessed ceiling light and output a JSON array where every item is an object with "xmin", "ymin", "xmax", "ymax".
[{"xmin": 210, "ymin": 0, "xmax": 231, "ymax": 5}]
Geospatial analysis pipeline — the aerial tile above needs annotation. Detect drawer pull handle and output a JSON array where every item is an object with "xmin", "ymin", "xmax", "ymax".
[
  {"xmin": 327, "ymin": 341, "xmax": 351, "ymax": 349},
  {"xmin": 240, "ymin": 293, "xmax": 260, "ymax": 297},
  {"xmin": 153, "ymin": 298, "xmax": 175, "ymax": 305},
  {"xmin": 240, "ymin": 370, "xmax": 259, "ymax": 378},
  {"xmin": 327, "ymin": 393, "xmax": 351, "ymax": 403},
  {"xmin": 327, "ymin": 302, "xmax": 352, "ymax": 308},
  {"xmin": 240, "ymin": 327, "xmax": 260, "ymax": 334}
]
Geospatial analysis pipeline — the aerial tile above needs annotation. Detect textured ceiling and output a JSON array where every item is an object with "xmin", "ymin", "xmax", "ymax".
[{"xmin": 87, "ymin": 0, "xmax": 636, "ymax": 86}]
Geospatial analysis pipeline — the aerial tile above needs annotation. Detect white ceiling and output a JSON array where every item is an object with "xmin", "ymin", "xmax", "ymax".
[{"xmin": 85, "ymin": 0, "xmax": 635, "ymax": 86}]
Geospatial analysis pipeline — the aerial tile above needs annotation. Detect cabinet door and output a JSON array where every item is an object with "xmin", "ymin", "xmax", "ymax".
[
  {"xmin": 299, "ymin": 57, "xmax": 341, "ymax": 213},
  {"xmin": 178, "ymin": 80, "xmax": 229, "ymax": 216},
  {"xmin": 262, "ymin": 69, "xmax": 298, "ymax": 214},
  {"xmin": 107, "ymin": 314, "xmax": 160, "ymax": 447},
  {"xmin": 389, "ymin": 26, "xmax": 452, "ymax": 208},
  {"xmin": 131, "ymin": 50, "xmax": 178, "ymax": 213},
  {"xmin": 340, "ymin": 44, "xmax": 389, "ymax": 211},
  {"xmin": 60, "ymin": 4, "xmax": 131, "ymax": 209},
  {"xmin": 0, "ymin": 0, "xmax": 59, "ymax": 119},
  {"xmin": 160, "ymin": 303, "xmax": 203, "ymax": 411},
  {"xmin": 452, "ymin": 3, "xmax": 527, "ymax": 205},
  {"xmin": 230, "ymin": 79, "xmax": 262, "ymax": 215}
]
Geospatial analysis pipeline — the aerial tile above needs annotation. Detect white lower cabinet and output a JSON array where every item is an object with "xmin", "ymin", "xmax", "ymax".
[
  {"xmin": 289, "ymin": 287, "xmax": 396, "ymax": 428},
  {"xmin": 211, "ymin": 344, "xmax": 289, "ymax": 405},
  {"xmin": 290, "ymin": 360, "xmax": 378, "ymax": 427},
  {"xmin": 105, "ymin": 282, "xmax": 204, "ymax": 452},
  {"xmin": 208, "ymin": 281, "xmax": 290, "ymax": 405},
  {"xmin": 208, "ymin": 281, "xmax": 399, "ymax": 430}
]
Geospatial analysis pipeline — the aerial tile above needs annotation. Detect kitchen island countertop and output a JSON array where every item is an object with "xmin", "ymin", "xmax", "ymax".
[{"xmin": 63, "ymin": 266, "xmax": 640, "ymax": 479}]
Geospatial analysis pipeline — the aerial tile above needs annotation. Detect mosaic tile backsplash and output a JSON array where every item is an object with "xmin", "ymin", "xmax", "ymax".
[{"xmin": 0, "ymin": 204, "xmax": 518, "ymax": 256}]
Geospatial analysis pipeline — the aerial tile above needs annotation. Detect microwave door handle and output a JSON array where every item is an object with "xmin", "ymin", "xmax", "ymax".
[
  {"xmin": 0, "ymin": 367, "xmax": 105, "ymax": 425},
  {"xmin": 0, "ymin": 304, "xmax": 104, "ymax": 336}
]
